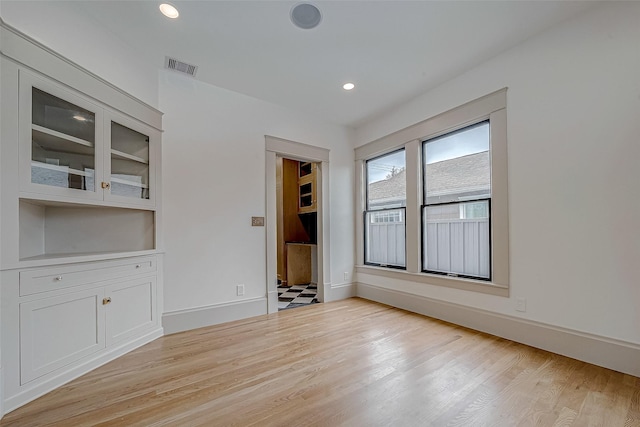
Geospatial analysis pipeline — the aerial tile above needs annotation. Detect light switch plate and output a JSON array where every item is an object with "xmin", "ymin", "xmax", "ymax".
[{"xmin": 251, "ymin": 216, "xmax": 264, "ymax": 226}]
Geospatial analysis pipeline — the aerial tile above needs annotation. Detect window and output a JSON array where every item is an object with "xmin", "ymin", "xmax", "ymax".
[
  {"xmin": 354, "ymin": 89, "xmax": 508, "ymax": 295},
  {"xmin": 364, "ymin": 149, "xmax": 406, "ymax": 268},
  {"xmin": 422, "ymin": 121, "xmax": 491, "ymax": 280}
]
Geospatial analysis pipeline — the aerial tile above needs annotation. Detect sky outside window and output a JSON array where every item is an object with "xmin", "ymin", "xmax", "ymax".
[
  {"xmin": 425, "ymin": 122, "xmax": 489, "ymax": 164},
  {"xmin": 367, "ymin": 122, "xmax": 489, "ymax": 183}
]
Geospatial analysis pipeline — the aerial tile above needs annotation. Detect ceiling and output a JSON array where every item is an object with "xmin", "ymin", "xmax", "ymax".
[{"xmin": 72, "ymin": 1, "xmax": 597, "ymax": 127}]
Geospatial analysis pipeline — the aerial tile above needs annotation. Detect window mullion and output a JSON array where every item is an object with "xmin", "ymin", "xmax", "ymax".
[{"xmin": 405, "ymin": 139, "xmax": 421, "ymax": 273}]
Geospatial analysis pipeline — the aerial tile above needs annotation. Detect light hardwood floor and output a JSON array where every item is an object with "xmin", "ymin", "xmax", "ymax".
[{"xmin": 2, "ymin": 298, "xmax": 639, "ymax": 426}]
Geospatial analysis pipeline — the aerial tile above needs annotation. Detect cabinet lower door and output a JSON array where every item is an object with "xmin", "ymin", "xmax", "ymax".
[
  {"xmin": 20, "ymin": 289, "xmax": 105, "ymax": 384},
  {"xmin": 105, "ymin": 277, "xmax": 156, "ymax": 346}
]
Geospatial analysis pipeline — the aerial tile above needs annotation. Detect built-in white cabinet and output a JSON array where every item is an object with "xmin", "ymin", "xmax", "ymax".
[
  {"xmin": 18, "ymin": 263, "xmax": 157, "ymax": 385},
  {"xmin": 1, "ymin": 22, "xmax": 164, "ymax": 416},
  {"xmin": 19, "ymin": 70, "xmax": 159, "ymax": 209}
]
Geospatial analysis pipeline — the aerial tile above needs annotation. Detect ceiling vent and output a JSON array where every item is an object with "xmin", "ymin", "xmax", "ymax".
[{"xmin": 164, "ymin": 56, "xmax": 198, "ymax": 77}]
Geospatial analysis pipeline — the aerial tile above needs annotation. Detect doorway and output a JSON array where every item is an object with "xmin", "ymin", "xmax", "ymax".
[
  {"xmin": 265, "ymin": 136, "xmax": 330, "ymax": 314},
  {"xmin": 276, "ymin": 158, "xmax": 319, "ymax": 310}
]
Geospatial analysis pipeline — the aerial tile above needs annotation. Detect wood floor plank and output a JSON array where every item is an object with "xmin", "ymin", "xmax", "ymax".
[{"xmin": 1, "ymin": 298, "xmax": 638, "ymax": 427}]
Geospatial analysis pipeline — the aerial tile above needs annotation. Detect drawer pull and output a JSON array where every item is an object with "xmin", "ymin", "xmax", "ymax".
[
  {"xmin": 55, "ymin": 276, "xmax": 63, "ymax": 281},
  {"xmin": 102, "ymin": 297, "xmax": 112, "ymax": 305}
]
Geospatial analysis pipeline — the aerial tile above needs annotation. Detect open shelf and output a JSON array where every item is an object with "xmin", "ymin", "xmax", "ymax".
[
  {"xmin": 32, "ymin": 161, "xmax": 93, "ymax": 177},
  {"xmin": 110, "ymin": 177, "xmax": 149, "ymax": 189},
  {"xmin": 20, "ymin": 249, "xmax": 156, "ymax": 267},
  {"xmin": 111, "ymin": 149, "xmax": 149, "ymax": 165},
  {"xmin": 33, "ymin": 124, "xmax": 94, "ymax": 150},
  {"xmin": 19, "ymin": 199, "xmax": 155, "ymax": 263}
]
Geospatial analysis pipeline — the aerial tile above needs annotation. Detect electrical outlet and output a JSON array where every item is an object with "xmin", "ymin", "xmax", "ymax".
[
  {"xmin": 237, "ymin": 284, "xmax": 245, "ymax": 296},
  {"xmin": 343, "ymin": 272, "xmax": 349, "ymax": 281},
  {"xmin": 516, "ymin": 297, "xmax": 526, "ymax": 312}
]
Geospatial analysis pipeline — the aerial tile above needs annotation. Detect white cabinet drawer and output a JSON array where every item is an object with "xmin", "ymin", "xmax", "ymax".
[{"xmin": 19, "ymin": 257, "xmax": 156, "ymax": 296}]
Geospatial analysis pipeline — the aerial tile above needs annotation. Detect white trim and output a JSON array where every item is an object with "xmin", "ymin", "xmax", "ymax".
[
  {"xmin": 265, "ymin": 135, "xmax": 329, "ymax": 163},
  {"xmin": 405, "ymin": 140, "xmax": 421, "ymax": 273},
  {"xmin": 162, "ymin": 297, "xmax": 267, "ymax": 335},
  {"xmin": 2, "ymin": 327, "xmax": 162, "ymax": 416},
  {"xmin": 489, "ymin": 108, "xmax": 509, "ymax": 286},
  {"xmin": 265, "ymin": 151, "xmax": 278, "ymax": 313},
  {"xmin": 356, "ymin": 265, "xmax": 509, "ymax": 297},
  {"xmin": 354, "ymin": 89, "xmax": 506, "ymax": 161},
  {"xmin": 357, "ymin": 283, "xmax": 640, "ymax": 377},
  {"xmin": 355, "ymin": 160, "xmax": 365, "ymax": 267},
  {"xmin": 317, "ymin": 160, "xmax": 330, "ymax": 303},
  {"xmin": 0, "ymin": 367, "xmax": 4, "ymax": 419},
  {"xmin": 328, "ymin": 283, "xmax": 356, "ymax": 301}
]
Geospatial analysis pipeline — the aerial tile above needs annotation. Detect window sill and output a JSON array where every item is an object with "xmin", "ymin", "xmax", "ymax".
[{"xmin": 355, "ymin": 265, "xmax": 509, "ymax": 297}]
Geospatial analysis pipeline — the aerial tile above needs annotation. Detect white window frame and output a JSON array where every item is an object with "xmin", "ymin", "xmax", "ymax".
[
  {"xmin": 355, "ymin": 89, "xmax": 509, "ymax": 296},
  {"xmin": 364, "ymin": 149, "xmax": 407, "ymax": 269}
]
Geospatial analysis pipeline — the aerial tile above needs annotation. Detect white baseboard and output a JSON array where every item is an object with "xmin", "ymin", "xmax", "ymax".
[
  {"xmin": 328, "ymin": 282, "xmax": 356, "ymax": 301},
  {"xmin": 3, "ymin": 327, "xmax": 163, "ymax": 416},
  {"xmin": 267, "ymin": 290, "xmax": 278, "ymax": 314},
  {"xmin": 162, "ymin": 297, "xmax": 267, "ymax": 335},
  {"xmin": 0, "ymin": 367, "xmax": 4, "ymax": 419},
  {"xmin": 357, "ymin": 283, "xmax": 640, "ymax": 377}
]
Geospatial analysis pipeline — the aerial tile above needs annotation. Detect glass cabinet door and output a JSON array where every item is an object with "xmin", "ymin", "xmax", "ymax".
[
  {"xmin": 109, "ymin": 121, "xmax": 150, "ymax": 200},
  {"xmin": 20, "ymin": 71, "xmax": 156, "ymax": 207},
  {"xmin": 30, "ymin": 88, "xmax": 98, "ymax": 192},
  {"xmin": 104, "ymin": 111, "xmax": 156, "ymax": 207}
]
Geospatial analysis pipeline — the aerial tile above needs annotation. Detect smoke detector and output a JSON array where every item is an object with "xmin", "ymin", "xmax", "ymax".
[
  {"xmin": 290, "ymin": 3, "xmax": 322, "ymax": 30},
  {"xmin": 164, "ymin": 56, "xmax": 198, "ymax": 77}
]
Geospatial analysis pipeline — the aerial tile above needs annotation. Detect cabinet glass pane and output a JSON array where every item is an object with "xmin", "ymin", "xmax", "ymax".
[
  {"xmin": 299, "ymin": 162, "xmax": 312, "ymax": 177},
  {"xmin": 299, "ymin": 182, "xmax": 312, "ymax": 196},
  {"xmin": 31, "ymin": 89, "xmax": 96, "ymax": 191},
  {"xmin": 110, "ymin": 122, "xmax": 150, "ymax": 200}
]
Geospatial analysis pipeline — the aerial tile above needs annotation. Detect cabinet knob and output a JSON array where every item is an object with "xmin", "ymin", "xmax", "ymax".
[
  {"xmin": 102, "ymin": 297, "xmax": 112, "ymax": 305},
  {"xmin": 55, "ymin": 276, "xmax": 63, "ymax": 281},
  {"xmin": 135, "ymin": 264, "xmax": 141, "ymax": 269}
]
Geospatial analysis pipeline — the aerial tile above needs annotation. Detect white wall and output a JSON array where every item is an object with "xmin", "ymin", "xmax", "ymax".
[
  {"xmin": 355, "ymin": 2, "xmax": 640, "ymax": 345},
  {"xmin": 0, "ymin": 1, "xmax": 158, "ymax": 108},
  {"xmin": 159, "ymin": 70, "xmax": 354, "ymax": 314},
  {"xmin": 0, "ymin": 0, "xmax": 3, "ymax": 416}
]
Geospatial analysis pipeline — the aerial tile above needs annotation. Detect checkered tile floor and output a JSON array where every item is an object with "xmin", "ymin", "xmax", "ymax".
[{"xmin": 278, "ymin": 283, "xmax": 318, "ymax": 310}]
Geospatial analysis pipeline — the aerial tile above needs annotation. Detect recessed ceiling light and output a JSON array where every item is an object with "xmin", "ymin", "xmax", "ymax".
[
  {"xmin": 159, "ymin": 3, "xmax": 179, "ymax": 19},
  {"xmin": 290, "ymin": 3, "xmax": 322, "ymax": 30},
  {"xmin": 343, "ymin": 83, "xmax": 355, "ymax": 91}
]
